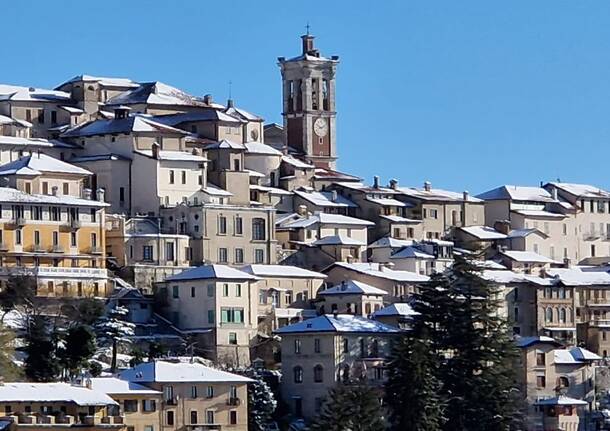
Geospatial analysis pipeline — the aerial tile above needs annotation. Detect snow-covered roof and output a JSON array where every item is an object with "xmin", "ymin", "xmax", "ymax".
[
  {"xmin": 511, "ymin": 209, "xmax": 566, "ymax": 219},
  {"xmin": 313, "ymin": 235, "xmax": 366, "ymax": 246},
  {"xmin": 281, "ymin": 213, "xmax": 374, "ymax": 229},
  {"xmin": 379, "ymin": 214, "xmax": 421, "ymax": 224},
  {"xmin": 500, "ymin": 250, "xmax": 556, "ymax": 264},
  {"xmin": 390, "ymin": 246, "xmax": 435, "ymax": 260},
  {"xmin": 250, "ymin": 184, "xmax": 293, "ymax": 196},
  {"xmin": 166, "ymin": 264, "xmax": 257, "ymax": 282},
  {"xmin": 201, "ymin": 184, "xmax": 232, "ymax": 197},
  {"xmin": 244, "ymin": 141, "xmax": 282, "ymax": 156},
  {"xmin": 275, "ymin": 314, "xmax": 400, "ymax": 334},
  {"xmin": 154, "ymin": 110, "xmax": 243, "ymax": 126},
  {"xmin": 281, "ymin": 155, "xmax": 315, "ymax": 169},
  {"xmin": 70, "ymin": 153, "xmax": 130, "ymax": 163},
  {"xmin": 56, "ymin": 75, "xmax": 139, "ymax": 89},
  {"xmin": 205, "ymin": 139, "xmax": 246, "ymax": 150},
  {"xmin": 319, "ymin": 280, "xmax": 387, "ymax": 296},
  {"xmin": 479, "ymin": 270, "xmax": 550, "ymax": 285},
  {"xmin": 506, "ymin": 228, "xmax": 547, "ymax": 239},
  {"xmin": 62, "ymin": 115, "xmax": 188, "ymax": 138},
  {"xmin": 534, "ymin": 396, "xmax": 588, "ymax": 406},
  {"xmin": 240, "ymin": 264, "xmax": 326, "ymax": 279},
  {"xmin": 0, "ymin": 135, "xmax": 77, "ymax": 149},
  {"xmin": 368, "ymin": 237, "xmax": 414, "ymax": 249},
  {"xmin": 365, "ymin": 196, "xmax": 408, "ymax": 207},
  {"xmin": 0, "ymin": 84, "xmax": 71, "ymax": 102},
  {"xmin": 0, "ymin": 186, "xmax": 108, "ymax": 207},
  {"xmin": 0, "ymin": 114, "xmax": 31, "ymax": 127},
  {"xmin": 545, "ymin": 268, "xmax": 610, "ymax": 286},
  {"xmin": 477, "ymin": 185, "xmax": 555, "ymax": 202},
  {"xmin": 120, "ymin": 360, "xmax": 252, "ymax": 383},
  {"xmin": 89, "ymin": 377, "xmax": 161, "ymax": 395},
  {"xmin": 0, "ymin": 153, "xmax": 91, "ymax": 177},
  {"xmin": 327, "ymin": 262, "xmax": 430, "ymax": 283},
  {"xmin": 459, "ymin": 226, "xmax": 507, "ymax": 240},
  {"xmin": 372, "ymin": 302, "xmax": 418, "ymax": 318},
  {"xmin": 547, "ymin": 182, "xmax": 610, "ymax": 199},
  {"xmin": 293, "ymin": 189, "xmax": 357, "ymax": 208},
  {"xmin": 569, "ymin": 346, "xmax": 602, "ymax": 361},
  {"xmin": 225, "ymin": 105, "xmax": 262, "ymax": 122},
  {"xmin": 105, "ymin": 81, "xmax": 208, "ymax": 108},
  {"xmin": 0, "ymin": 383, "xmax": 117, "ymax": 405},
  {"xmin": 398, "ymin": 187, "xmax": 482, "ymax": 203},
  {"xmin": 334, "ymin": 181, "xmax": 397, "ymax": 194},
  {"xmin": 516, "ymin": 335, "xmax": 562, "ymax": 348},
  {"xmin": 134, "ymin": 150, "xmax": 207, "ymax": 162}
]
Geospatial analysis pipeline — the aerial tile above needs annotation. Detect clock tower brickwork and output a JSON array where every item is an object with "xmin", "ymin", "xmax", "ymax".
[{"xmin": 278, "ymin": 34, "xmax": 339, "ymax": 169}]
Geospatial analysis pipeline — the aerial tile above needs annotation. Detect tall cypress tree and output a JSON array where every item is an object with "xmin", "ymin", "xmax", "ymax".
[
  {"xmin": 24, "ymin": 315, "xmax": 60, "ymax": 382},
  {"xmin": 310, "ymin": 383, "xmax": 386, "ymax": 431}
]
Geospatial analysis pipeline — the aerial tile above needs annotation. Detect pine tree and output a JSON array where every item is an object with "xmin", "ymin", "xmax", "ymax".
[
  {"xmin": 386, "ymin": 330, "xmax": 445, "ymax": 431},
  {"xmin": 60, "ymin": 324, "xmax": 97, "ymax": 378},
  {"xmin": 94, "ymin": 305, "xmax": 135, "ymax": 372},
  {"xmin": 0, "ymin": 324, "xmax": 20, "ymax": 380},
  {"xmin": 246, "ymin": 369, "xmax": 277, "ymax": 431},
  {"xmin": 309, "ymin": 383, "xmax": 386, "ymax": 431},
  {"xmin": 24, "ymin": 315, "xmax": 60, "ymax": 382}
]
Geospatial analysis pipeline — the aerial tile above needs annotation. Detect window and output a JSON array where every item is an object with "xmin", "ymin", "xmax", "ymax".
[
  {"xmin": 559, "ymin": 308, "xmax": 567, "ymax": 323},
  {"xmin": 295, "ymin": 339, "xmax": 301, "ymax": 354},
  {"xmin": 223, "ymin": 284, "xmax": 229, "ymax": 297},
  {"xmin": 52, "ymin": 231, "xmax": 59, "ymax": 246},
  {"xmin": 545, "ymin": 307, "xmax": 553, "ymax": 323},
  {"xmin": 166, "ymin": 242, "xmax": 175, "ymax": 261},
  {"xmin": 37, "ymin": 109, "xmax": 44, "ymax": 124},
  {"xmin": 206, "ymin": 386, "xmax": 214, "ymax": 398},
  {"xmin": 252, "ymin": 218, "xmax": 266, "ymax": 240},
  {"xmin": 558, "ymin": 376, "xmax": 569, "ymax": 388},
  {"xmin": 25, "ymin": 109, "xmax": 31, "ymax": 122},
  {"xmin": 235, "ymin": 248, "xmax": 244, "ymax": 263},
  {"xmin": 229, "ymin": 411, "xmax": 238, "ymax": 425},
  {"xmin": 191, "ymin": 286, "xmax": 196, "ymax": 298},
  {"xmin": 218, "ymin": 216, "xmax": 227, "ymax": 234},
  {"xmin": 142, "ymin": 400, "xmax": 156, "ymax": 412},
  {"xmin": 228, "ymin": 332, "xmax": 237, "ymax": 345},
  {"xmin": 169, "ymin": 170, "xmax": 175, "ymax": 184},
  {"xmin": 536, "ymin": 352, "xmax": 546, "ymax": 366},
  {"xmin": 51, "ymin": 110, "xmax": 57, "ymax": 124},
  {"xmin": 172, "ymin": 286, "xmax": 179, "ymax": 299},
  {"xmin": 343, "ymin": 338, "xmax": 349, "ymax": 353},
  {"xmin": 235, "ymin": 217, "xmax": 243, "ymax": 235},
  {"xmin": 207, "ymin": 310, "xmax": 215, "ymax": 324},
  {"xmin": 70, "ymin": 232, "xmax": 77, "ymax": 247},
  {"xmin": 91, "ymin": 232, "xmax": 97, "ymax": 247},
  {"xmin": 219, "ymin": 248, "xmax": 228, "ymax": 263},
  {"xmin": 182, "ymin": 171, "xmax": 187, "ymax": 184},
  {"xmin": 221, "ymin": 308, "xmax": 244, "ymax": 324},
  {"xmin": 206, "ymin": 410, "xmax": 214, "ymax": 425},
  {"xmin": 123, "ymin": 400, "xmax": 138, "ymax": 413},
  {"xmin": 119, "ymin": 187, "xmax": 125, "ymax": 203},
  {"xmin": 293, "ymin": 366, "xmax": 303, "ymax": 383},
  {"xmin": 190, "ymin": 411, "xmax": 198, "ymax": 424},
  {"xmin": 254, "ymin": 249, "xmax": 264, "ymax": 264},
  {"xmin": 314, "ymin": 365, "xmax": 324, "ymax": 383},
  {"xmin": 314, "ymin": 338, "xmax": 321, "ymax": 353},
  {"xmin": 144, "ymin": 427, "xmax": 154, "ymax": 431},
  {"xmin": 166, "ymin": 411, "xmax": 174, "ymax": 426},
  {"xmin": 207, "ymin": 284, "xmax": 215, "ymax": 297},
  {"xmin": 143, "ymin": 245, "xmax": 153, "ymax": 261},
  {"xmin": 514, "ymin": 307, "xmax": 519, "ymax": 322},
  {"xmin": 536, "ymin": 374, "xmax": 546, "ymax": 388},
  {"xmin": 236, "ymin": 284, "xmax": 242, "ymax": 297},
  {"xmin": 15, "ymin": 228, "xmax": 22, "ymax": 245},
  {"xmin": 34, "ymin": 230, "xmax": 41, "ymax": 247}
]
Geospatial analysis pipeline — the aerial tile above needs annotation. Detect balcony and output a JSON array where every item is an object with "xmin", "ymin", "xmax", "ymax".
[
  {"xmin": 61, "ymin": 219, "xmax": 82, "ymax": 231},
  {"xmin": 583, "ymin": 232, "xmax": 602, "ymax": 241},
  {"xmin": 585, "ymin": 298, "xmax": 610, "ymax": 307},
  {"xmin": 163, "ymin": 397, "xmax": 178, "ymax": 406},
  {"xmin": 14, "ymin": 217, "xmax": 26, "ymax": 227},
  {"xmin": 50, "ymin": 244, "xmax": 65, "ymax": 253},
  {"xmin": 89, "ymin": 246, "xmax": 103, "ymax": 255},
  {"xmin": 226, "ymin": 397, "xmax": 241, "ymax": 406},
  {"xmin": 0, "ymin": 266, "xmax": 108, "ymax": 279}
]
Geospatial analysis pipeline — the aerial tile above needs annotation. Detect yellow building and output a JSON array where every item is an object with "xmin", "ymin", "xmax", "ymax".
[{"xmin": 0, "ymin": 382, "xmax": 124, "ymax": 430}]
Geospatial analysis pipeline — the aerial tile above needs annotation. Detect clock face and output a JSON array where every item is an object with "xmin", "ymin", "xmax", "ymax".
[{"xmin": 313, "ymin": 118, "xmax": 328, "ymax": 137}]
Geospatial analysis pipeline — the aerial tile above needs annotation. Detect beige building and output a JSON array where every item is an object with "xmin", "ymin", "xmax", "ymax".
[
  {"xmin": 119, "ymin": 360, "xmax": 251, "ymax": 431},
  {"xmin": 516, "ymin": 336, "xmax": 599, "ymax": 430},
  {"xmin": 159, "ymin": 265, "xmax": 259, "ymax": 364},
  {"xmin": 316, "ymin": 280, "xmax": 386, "ymax": 317},
  {"xmin": 0, "ymin": 382, "xmax": 124, "ymax": 430},
  {"xmin": 275, "ymin": 314, "xmax": 399, "ymax": 421}
]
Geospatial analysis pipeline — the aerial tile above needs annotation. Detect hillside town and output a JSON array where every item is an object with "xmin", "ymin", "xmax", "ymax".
[{"xmin": 0, "ymin": 32, "xmax": 609, "ymax": 431}]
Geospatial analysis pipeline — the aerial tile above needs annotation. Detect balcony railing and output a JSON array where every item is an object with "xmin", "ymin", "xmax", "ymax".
[
  {"xmin": 226, "ymin": 397, "xmax": 241, "ymax": 406},
  {"xmin": 61, "ymin": 220, "xmax": 82, "ymax": 231},
  {"xmin": 0, "ymin": 266, "xmax": 108, "ymax": 278}
]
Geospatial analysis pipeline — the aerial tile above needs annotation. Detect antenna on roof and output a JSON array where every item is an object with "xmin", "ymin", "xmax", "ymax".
[{"xmin": 228, "ymin": 80, "xmax": 232, "ymax": 100}]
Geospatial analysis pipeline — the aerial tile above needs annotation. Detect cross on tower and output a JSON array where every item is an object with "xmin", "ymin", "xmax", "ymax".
[{"xmin": 305, "ymin": 22, "xmax": 310, "ymax": 35}]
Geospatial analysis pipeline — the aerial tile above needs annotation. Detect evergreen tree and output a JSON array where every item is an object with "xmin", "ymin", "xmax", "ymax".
[
  {"xmin": 0, "ymin": 275, "xmax": 37, "ymax": 321},
  {"xmin": 94, "ymin": 305, "xmax": 135, "ymax": 372},
  {"xmin": 60, "ymin": 324, "xmax": 97, "ymax": 378},
  {"xmin": 24, "ymin": 315, "xmax": 60, "ymax": 382},
  {"xmin": 246, "ymin": 369, "xmax": 277, "ymax": 431},
  {"xmin": 386, "ymin": 330, "xmax": 445, "ymax": 431},
  {"xmin": 0, "ymin": 324, "xmax": 20, "ymax": 380},
  {"xmin": 310, "ymin": 383, "xmax": 386, "ymax": 431}
]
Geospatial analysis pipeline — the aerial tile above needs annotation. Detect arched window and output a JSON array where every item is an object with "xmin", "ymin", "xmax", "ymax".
[
  {"xmin": 545, "ymin": 308, "xmax": 553, "ymax": 323},
  {"xmin": 293, "ymin": 366, "xmax": 303, "ymax": 384},
  {"xmin": 557, "ymin": 376, "xmax": 569, "ymax": 388},
  {"xmin": 313, "ymin": 365, "xmax": 324, "ymax": 383},
  {"xmin": 559, "ymin": 308, "xmax": 567, "ymax": 323},
  {"xmin": 252, "ymin": 218, "xmax": 266, "ymax": 240}
]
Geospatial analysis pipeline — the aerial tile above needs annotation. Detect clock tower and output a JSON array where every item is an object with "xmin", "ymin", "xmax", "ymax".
[{"xmin": 278, "ymin": 33, "xmax": 339, "ymax": 169}]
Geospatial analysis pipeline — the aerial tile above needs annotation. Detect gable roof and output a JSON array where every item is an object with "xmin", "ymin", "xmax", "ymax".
[
  {"xmin": 319, "ymin": 280, "xmax": 387, "ymax": 296},
  {"xmin": 326, "ymin": 262, "xmax": 430, "ymax": 283},
  {"xmin": 546, "ymin": 182, "xmax": 610, "ymax": 199},
  {"xmin": 476, "ymin": 185, "xmax": 555, "ymax": 202},
  {"xmin": 275, "ymin": 314, "xmax": 400, "ymax": 334},
  {"xmin": 313, "ymin": 235, "xmax": 366, "ymax": 246},
  {"xmin": 368, "ymin": 237, "xmax": 414, "ymax": 249},
  {"xmin": 120, "ymin": 360, "xmax": 252, "ymax": 383},
  {"xmin": 500, "ymin": 250, "xmax": 556, "ymax": 264},
  {"xmin": 0, "ymin": 84, "xmax": 71, "ymax": 103},
  {"xmin": 390, "ymin": 246, "xmax": 435, "ymax": 260},
  {"xmin": 0, "ymin": 383, "xmax": 117, "ymax": 406},
  {"xmin": 0, "ymin": 186, "xmax": 108, "ymax": 207},
  {"xmin": 459, "ymin": 226, "xmax": 507, "ymax": 240},
  {"xmin": 56, "ymin": 75, "xmax": 138, "ymax": 89},
  {"xmin": 165, "ymin": 264, "xmax": 257, "ymax": 282},
  {"xmin": 244, "ymin": 141, "xmax": 283, "ymax": 156},
  {"xmin": 240, "ymin": 264, "xmax": 326, "ymax": 279},
  {"xmin": 62, "ymin": 115, "xmax": 187, "ymax": 138},
  {"xmin": 516, "ymin": 335, "xmax": 562, "ymax": 348},
  {"xmin": 280, "ymin": 213, "xmax": 374, "ymax": 229},
  {"xmin": 89, "ymin": 377, "xmax": 161, "ymax": 395},
  {"xmin": 105, "ymin": 81, "xmax": 208, "ymax": 107},
  {"xmin": 153, "ymin": 110, "xmax": 244, "ymax": 126},
  {"xmin": 0, "ymin": 153, "xmax": 91, "ymax": 177},
  {"xmin": 294, "ymin": 189, "xmax": 357, "ymax": 208},
  {"xmin": 397, "ymin": 186, "xmax": 482, "ymax": 203},
  {"xmin": 372, "ymin": 302, "xmax": 418, "ymax": 318}
]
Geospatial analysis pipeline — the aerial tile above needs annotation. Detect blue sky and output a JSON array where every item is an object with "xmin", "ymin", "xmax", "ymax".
[{"xmin": 4, "ymin": 1, "xmax": 610, "ymax": 194}]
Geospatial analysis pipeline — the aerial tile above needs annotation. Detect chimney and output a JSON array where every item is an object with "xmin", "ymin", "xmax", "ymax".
[
  {"xmin": 51, "ymin": 186, "xmax": 58, "ymax": 196},
  {"xmin": 151, "ymin": 142, "xmax": 160, "ymax": 160},
  {"xmin": 297, "ymin": 205, "xmax": 307, "ymax": 216},
  {"xmin": 552, "ymin": 188, "xmax": 558, "ymax": 201},
  {"xmin": 340, "ymin": 280, "xmax": 347, "ymax": 291},
  {"xmin": 424, "ymin": 181, "xmax": 431, "ymax": 192},
  {"xmin": 96, "ymin": 188, "xmax": 105, "ymax": 202},
  {"xmin": 82, "ymin": 188, "xmax": 92, "ymax": 200},
  {"xmin": 463, "ymin": 190, "xmax": 469, "ymax": 201},
  {"xmin": 331, "ymin": 190, "xmax": 338, "ymax": 202},
  {"xmin": 114, "ymin": 106, "xmax": 130, "ymax": 119},
  {"xmin": 494, "ymin": 220, "xmax": 511, "ymax": 235},
  {"xmin": 203, "ymin": 94, "xmax": 213, "ymax": 105},
  {"xmin": 389, "ymin": 179, "xmax": 398, "ymax": 190},
  {"xmin": 373, "ymin": 175, "xmax": 380, "ymax": 189},
  {"xmin": 563, "ymin": 257, "xmax": 571, "ymax": 268}
]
